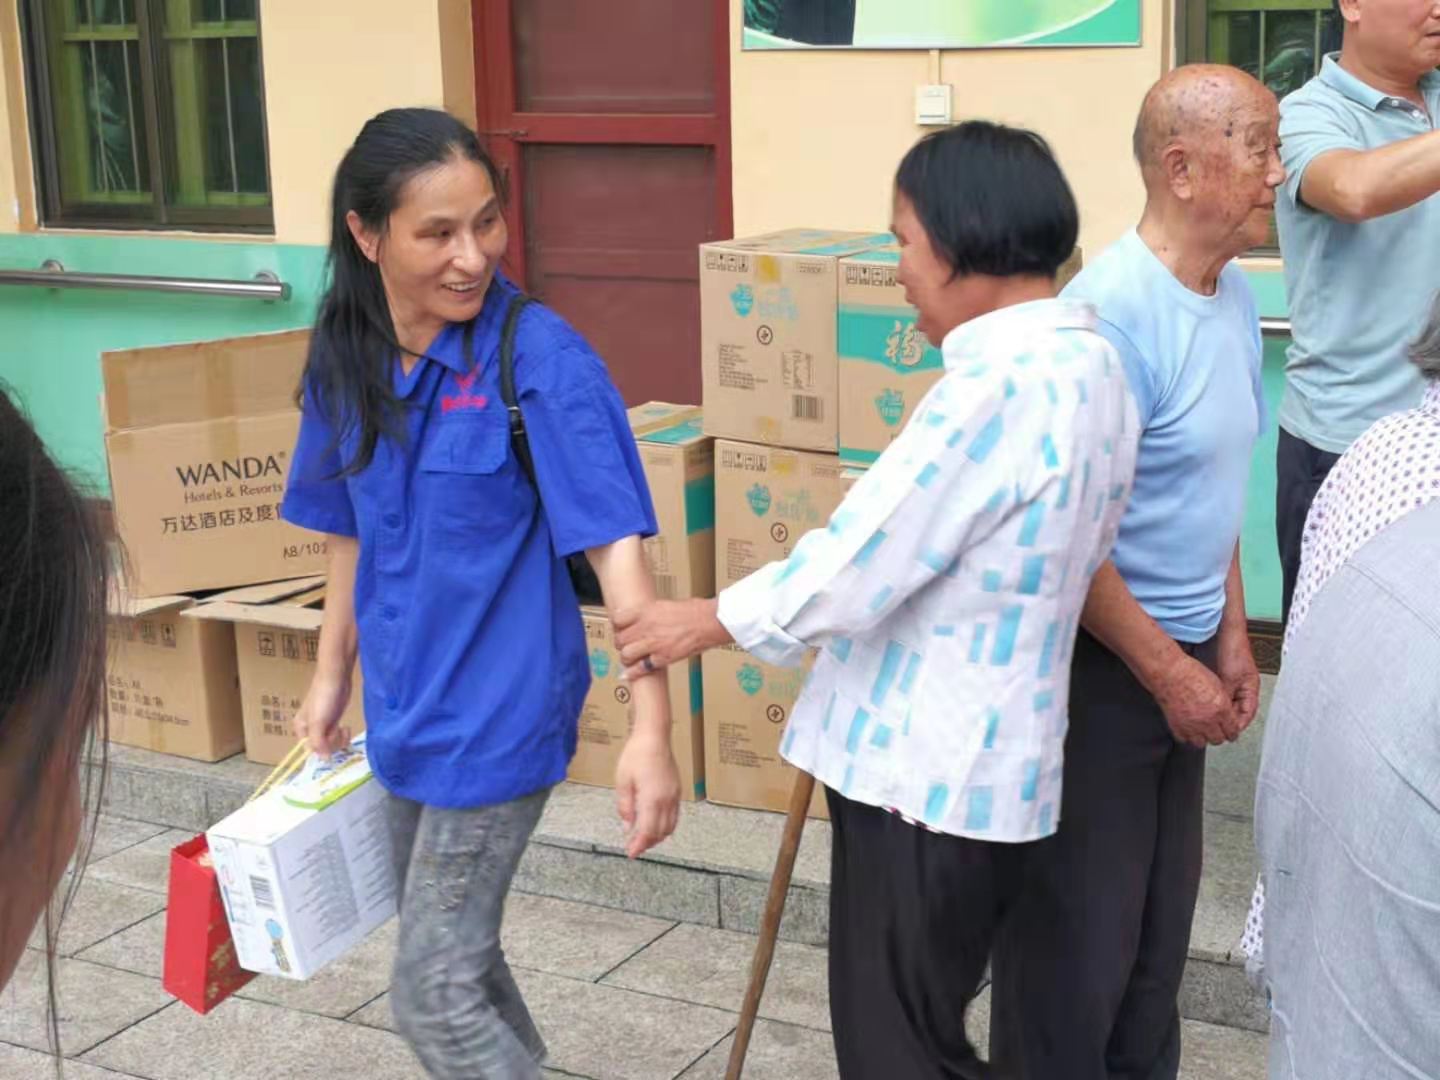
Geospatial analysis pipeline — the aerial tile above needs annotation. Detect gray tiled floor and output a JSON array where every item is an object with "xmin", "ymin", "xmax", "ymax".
[{"xmin": 6, "ymin": 812, "xmax": 1270, "ymax": 1079}]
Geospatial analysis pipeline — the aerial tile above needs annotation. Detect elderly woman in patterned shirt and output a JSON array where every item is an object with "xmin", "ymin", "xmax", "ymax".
[{"xmin": 1242, "ymin": 292, "xmax": 1440, "ymax": 1012}]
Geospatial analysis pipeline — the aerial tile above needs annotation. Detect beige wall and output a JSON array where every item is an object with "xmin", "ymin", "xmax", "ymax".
[
  {"xmin": 1, "ymin": 0, "xmax": 33, "ymax": 234},
  {"xmin": 729, "ymin": 0, "xmax": 1171, "ymax": 257},
  {"xmin": 261, "ymin": 0, "xmax": 449, "ymax": 245}
]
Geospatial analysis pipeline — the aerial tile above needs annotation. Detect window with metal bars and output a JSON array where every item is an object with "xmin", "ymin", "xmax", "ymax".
[
  {"xmin": 21, "ymin": 0, "xmax": 272, "ymax": 231},
  {"xmin": 1180, "ymin": 0, "xmax": 1341, "ymax": 252}
]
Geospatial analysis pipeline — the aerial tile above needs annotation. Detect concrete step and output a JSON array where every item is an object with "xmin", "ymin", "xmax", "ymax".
[{"xmin": 95, "ymin": 678, "xmax": 1272, "ymax": 1037}]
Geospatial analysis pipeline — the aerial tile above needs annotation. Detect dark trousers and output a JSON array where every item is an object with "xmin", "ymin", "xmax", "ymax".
[
  {"xmin": 989, "ymin": 631, "xmax": 1213, "ymax": 1080},
  {"xmin": 826, "ymin": 787, "xmax": 1035, "ymax": 1080},
  {"xmin": 1275, "ymin": 428, "xmax": 1341, "ymax": 627}
]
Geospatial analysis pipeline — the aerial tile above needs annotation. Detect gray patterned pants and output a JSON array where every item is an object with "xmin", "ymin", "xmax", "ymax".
[{"xmin": 385, "ymin": 787, "xmax": 551, "ymax": 1079}]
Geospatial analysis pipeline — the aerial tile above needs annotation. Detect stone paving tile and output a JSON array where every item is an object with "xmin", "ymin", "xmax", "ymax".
[
  {"xmin": 504, "ymin": 893, "xmax": 676, "ymax": 981},
  {"xmin": 1206, "ymin": 710, "xmax": 1267, "ymax": 822},
  {"xmin": 514, "ymin": 969, "xmax": 737, "ymax": 1080},
  {"xmin": 28, "ymin": 877, "xmax": 166, "ymax": 958},
  {"xmin": 678, "ymin": 1020, "xmax": 838, "ymax": 1080},
  {"xmin": 0, "ymin": 953, "xmax": 173, "ymax": 1057},
  {"xmin": 236, "ymin": 920, "xmax": 398, "ymax": 1019},
  {"xmin": 83, "ymin": 816, "xmax": 170, "ymax": 864},
  {"xmin": 1181, "ymin": 957, "xmax": 1271, "ymax": 1035},
  {"xmin": 85, "ymin": 829, "xmax": 196, "ymax": 895},
  {"xmin": 718, "ymin": 876, "xmax": 828, "ymax": 947},
  {"xmin": 75, "ymin": 911, "xmax": 166, "ymax": 980},
  {"xmin": 601, "ymin": 923, "xmax": 829, "ymax": 1031},
  {"xmin": 81, "ymin": 995, "xmax": 428, "ymax": 1080},
  {"xmin": 346, "ymin": 991, "xmax": 395, "ymax": 1031},
  {"xmin": 1179, "ymin": 1019, "xmax": 1270, "ymax": 1079},
  {"xmin": 1193, "ymin": 813, "xmax": 1261, "ymax": 963},
  {"xmin": 350, "ymin": 972, "xmax": 737, "ymax": 1080},
  {"xmin": 0, "ymin": 1042, "xmax": 147, "ymax": 1079},
  {"xmin": 516, "ymin": 842, "xmax": 720, "ymax": 927},
  {"xmin": 234, "ymin": 893, "xmax": 673, "ymax": 1026},
  {"xmin": 537, "ymin": 783, "xmax": 832, "ymax": 888}
]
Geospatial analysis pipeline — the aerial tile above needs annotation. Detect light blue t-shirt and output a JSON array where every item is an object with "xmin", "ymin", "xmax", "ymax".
[
  {"xmin": 1276, "ymin": 55, "xmax": 1440, "ymax": 453},
  {"xmin": 1063, "ymin": 231, "xmax": 1266, "ymax": 642}
]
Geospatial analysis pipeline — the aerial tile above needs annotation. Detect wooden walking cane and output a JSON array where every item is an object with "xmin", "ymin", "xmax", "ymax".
[{"xmin": 725, "ymin": 769, "xmax": 817, "ymax": 1080}]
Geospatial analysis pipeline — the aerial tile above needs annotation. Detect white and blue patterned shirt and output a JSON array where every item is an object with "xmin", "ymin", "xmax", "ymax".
[{"xmin": 717, "ymin": 299, "xmax": 1139, "ymax": 842}]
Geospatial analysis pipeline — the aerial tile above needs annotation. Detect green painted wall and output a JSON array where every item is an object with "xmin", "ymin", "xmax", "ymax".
[
  {"xmin": 0, "ymin": 233, "xmax": 327, "ymax": 493},
  {"xmin": 1242, "ymin": 336, "xmax": 1289, "ymax": 622},
  {"xmin": 1, "ymin": 232, "xmax": 1293, "ymax": 620}
]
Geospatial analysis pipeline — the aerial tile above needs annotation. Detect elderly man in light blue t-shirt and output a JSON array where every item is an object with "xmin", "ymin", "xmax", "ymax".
[
  {"xmin": 1273, "ymin": 0, "xmax": 1440, "ymax": 624},
  {"xmin": 990, "ymin": 64, "xmax": 1280, "ymax": 1080}
]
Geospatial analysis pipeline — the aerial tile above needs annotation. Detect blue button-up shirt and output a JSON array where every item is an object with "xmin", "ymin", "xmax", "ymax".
[{"xmin": 281, "ymin": 276, "xmax": 656, "ymax": 807}]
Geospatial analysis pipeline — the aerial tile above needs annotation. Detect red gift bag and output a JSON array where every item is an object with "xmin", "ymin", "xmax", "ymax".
[{"xmin": 161, "ymin": 833, "xmax": 256, "ymax": 1013}]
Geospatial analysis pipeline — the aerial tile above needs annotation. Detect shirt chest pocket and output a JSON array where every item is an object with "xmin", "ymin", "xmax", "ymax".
[{"xmin": 418, "ymin": 413, "xmax": 534, "ymax": 544}]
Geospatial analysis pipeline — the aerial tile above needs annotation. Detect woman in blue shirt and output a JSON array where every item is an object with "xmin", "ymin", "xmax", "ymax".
[{"xmin": 281, "ymin": 108, "xmax": 680, "ymax": 1079}]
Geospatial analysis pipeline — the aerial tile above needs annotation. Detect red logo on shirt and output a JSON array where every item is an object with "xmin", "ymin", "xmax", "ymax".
[{"xmin": 441, "ymin": 369, "xmax": 489, "ymax": 414}]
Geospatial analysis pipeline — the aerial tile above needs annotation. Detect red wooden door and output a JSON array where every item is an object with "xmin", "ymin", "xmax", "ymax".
[{"xmin": 474, "ymin": 1, "xmax": 732, "ymax": 406}]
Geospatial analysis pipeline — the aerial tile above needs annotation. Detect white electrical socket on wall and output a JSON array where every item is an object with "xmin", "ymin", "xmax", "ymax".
[{"xmin": 915, "ymin": 84, "xmax": 952, "ymax": 127}]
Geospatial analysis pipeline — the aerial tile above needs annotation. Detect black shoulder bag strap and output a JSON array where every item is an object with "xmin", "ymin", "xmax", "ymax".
[
  {"xmin": 492, "ymin": 293, "xmax": 604, "ymax": 605},
  {"xmin": 497, "ymin": 293, "xmax": 538, "ymax": 486}
]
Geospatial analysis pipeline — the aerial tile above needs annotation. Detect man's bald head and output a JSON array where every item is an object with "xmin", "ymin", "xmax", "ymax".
[
  {"xmin": 1132, "ymin": 65, "xmax": 1276, "ymax": 181},
  {"xmin": 1130, "ymin": 64, "xmax": 1285, "ymax": 258}
]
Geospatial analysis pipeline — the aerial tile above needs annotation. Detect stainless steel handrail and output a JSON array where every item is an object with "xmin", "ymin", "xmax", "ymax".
[
  {"xmin": 1260, "ymin": 316, "xmax": 1292, "ymax": 335},
  {"xmin": 0, "ymin": 260, "xmax": 290, "ymax": 301}
]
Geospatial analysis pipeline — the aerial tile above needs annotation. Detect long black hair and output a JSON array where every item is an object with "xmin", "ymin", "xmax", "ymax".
[
  {"xmin": 0, "ymin": 385, "xmax": 111, "ymax": 1050},
  {"xmin": 304, "ymin": 107, "xmax": 507, "ymax": 474}
]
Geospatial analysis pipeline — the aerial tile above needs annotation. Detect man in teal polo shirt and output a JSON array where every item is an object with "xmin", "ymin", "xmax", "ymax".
[{"xmin": 1274, "ymin": 0, "xmax": 1440, "ymax": 623}]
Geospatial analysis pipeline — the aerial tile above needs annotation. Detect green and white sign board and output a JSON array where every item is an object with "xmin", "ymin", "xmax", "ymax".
[{"xmin": 744, "ymin": 0, "xmax": 1142, "ymax": 50}]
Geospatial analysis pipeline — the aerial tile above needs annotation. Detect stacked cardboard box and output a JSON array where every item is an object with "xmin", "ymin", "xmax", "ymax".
[
  {"xmin": 185, "ymin": 578, "xmax": 366, "ymax": 766},
  {"xmin": 837, "ymin": 244, "xmax": 1084, "ymax": 465},
  {"xmin": 101, "ymin": 330, "xmax": 322, "ymax": 598},
  {"xmin": 696, "ymin": 231, "xmax": 1081, "ymax": 815},
  {"xmin": 568, "ymin": 606, "xmax": 706, "ymax": 802},
  {"xmin": 106, "ymin": 588, "xmax": 245, "ymax": 762},
  {"xmin": 699, "ymin": 229, "xmax": 892, "ymax": 453},
  {"xmin": 695, "ymin": 229, "xmax": 896, "ymax": 817},
  {"xmin": 102, "ymin": 331, "xmax": 334, "ymax": 763},
  {"xmin": 566, "ymin": 404, "xmax": 716, "ymax": 799},
  {"xmin": 703, "ymin": 440, "xmax": 845, "ymax": 817}
]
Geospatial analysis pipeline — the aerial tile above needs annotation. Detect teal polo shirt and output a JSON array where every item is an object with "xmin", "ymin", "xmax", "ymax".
[{"xmin": 1276, "ymin": 54, "xmax": 1440, "ymax": 453}]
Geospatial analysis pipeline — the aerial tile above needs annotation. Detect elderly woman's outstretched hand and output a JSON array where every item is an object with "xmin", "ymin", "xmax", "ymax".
[{"xmin": 612, "ymin": 597, "xmax": 732, "ymax": 682}]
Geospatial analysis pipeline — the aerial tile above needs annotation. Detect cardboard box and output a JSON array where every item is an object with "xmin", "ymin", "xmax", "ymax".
[
  {"xmin": 704, "ymin": 438, "xmax": 848, "ymax": 816},
  {"xmin": 632, "ymin": 407, "xmax": 715, "ymax": 601},
  {"xmin": 187, "ymin": 578, "xmax": 365, "ymax": 766},
  {"xmin": 836, "ymin": 245, "xmax": 1085, "ymax": 466},
  {"xmin": 701, "ymin": 229, "xmax": 891, "ymax": 452},
  {"xmin": 102, "ymin": 330, "xmax": 326, "ymax": 598},
  {"xmin": 702, "ymin": 645, "xmax": 827, "ymax": 818},
  {"xmin": 207, "ymin": 737, "xmax": 395, "ymax": 981},
  {"xmin": 106, "ymin": 591, "xmax": 244, "ymax": 761},
  {"xmin": 714, "ymin": 439, "xmax": 847, "ymax": 588},
  {"xmin": 627, "ymin": 401, "xmax": 702, "ymax": 436},
  {"xmin": 569, "ymin": 607, "xmax": 706, "ymax": 801},
  {"xmin": 836, "ymin": 245, "xmax": 946, "ymax": 467}
]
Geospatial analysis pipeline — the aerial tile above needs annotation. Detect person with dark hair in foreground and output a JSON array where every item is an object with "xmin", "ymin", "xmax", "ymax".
[
  {"xmin": 989, "ymin": 65, "xmax": 1281, "ymax": 1080},
  {"xmin": 611, "ymin": 121, "xmax": 1139, "ymax": 1076},
  {"xmin": 0, "ymin": 388, "xmax": 110, "ymax": 1027},
  {"xmin": 281, "ymin": 107, "xmax": 678, "ymax": 1079}
]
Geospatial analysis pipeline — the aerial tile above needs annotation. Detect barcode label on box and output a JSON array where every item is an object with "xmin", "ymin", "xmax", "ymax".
[
  {"xmin": 792, "ymin": 395, "xmax": 824, "ymax": 422},
  {"xmin": 653, "ymin": 575, "xmax": 678, "ymax": 600},
  {"xmin": 250, "ymin": 875, "xmax": 275, "ymax": 911}
]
